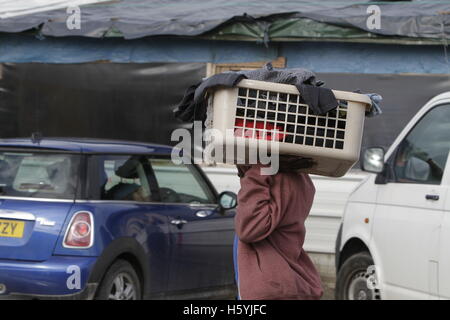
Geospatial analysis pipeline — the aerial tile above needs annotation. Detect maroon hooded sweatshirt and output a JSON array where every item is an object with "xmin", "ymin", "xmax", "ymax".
[{"xmin": 235, "ymin": 165, "xmax": 323, "ymax": 300}]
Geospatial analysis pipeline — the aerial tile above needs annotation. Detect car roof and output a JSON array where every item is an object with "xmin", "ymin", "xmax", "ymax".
[{"xmin": 0, "ymin": 137, "xmax": 173, "ymax": 155}]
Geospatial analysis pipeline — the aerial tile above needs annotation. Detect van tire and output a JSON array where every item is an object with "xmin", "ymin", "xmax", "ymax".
[
  {"xmin": 95, "ymin": 259, "xmax": 142, "ymax": 300},
  {"xmin": 335, "ymin": 252, "xmax": 380, "ymax": 300}
]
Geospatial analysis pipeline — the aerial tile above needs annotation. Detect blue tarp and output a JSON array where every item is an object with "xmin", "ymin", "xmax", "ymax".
[{"xmin": 0, "ymin": 35, "xmax": 449, "ymax": 74}]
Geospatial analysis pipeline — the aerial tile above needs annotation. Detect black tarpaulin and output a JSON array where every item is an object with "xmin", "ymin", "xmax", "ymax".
[
  {"xmin": 0, "ymin": 62, "xmax": 206, "ymax": 144},
  {"xmin": 0, "ymin": 1, "xmax": 449, "ymax": 40},
  {"xmin": 317, "ymin": 73, "xmax": 450, "ymax": 153},
  {"xmin": 1, "ymin": 63, "xmax": 450, "ymax": 152}
]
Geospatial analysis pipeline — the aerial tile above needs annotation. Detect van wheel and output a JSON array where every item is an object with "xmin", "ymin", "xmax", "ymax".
[
  {"xmin": 95, "ymin": 259, "xmax": 142, "ymax": 300},
  {"xmin": 335, "ymin": 252, "xmax": 381, "ymax": 300}
]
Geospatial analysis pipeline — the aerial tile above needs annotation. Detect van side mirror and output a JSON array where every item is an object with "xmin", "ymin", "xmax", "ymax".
[
  {"xmin": 218, "ymin": 191, "xmax": 237, "ymax": 210},
  {"xmin": 362, "ymin": 147, "xmax": 385, "ymax": 174}
]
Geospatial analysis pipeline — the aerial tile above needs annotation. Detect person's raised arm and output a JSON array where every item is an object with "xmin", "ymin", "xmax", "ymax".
[{"xmin": 235, "ymin": 165, "xmax": 283, "ymax": 243}]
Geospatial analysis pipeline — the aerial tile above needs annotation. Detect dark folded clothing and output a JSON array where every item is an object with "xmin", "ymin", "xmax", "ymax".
[
  {"xmin": 298, "ymin": 83, "xmax": 338, "ymax": 115},
  {"xmin": 193, "ymin": 73, "xmax": 246, "ymax": 103},
  {"xmin": 173, "ymin": 73, "xmax": 246, "ymax": 123},
  {"xmin": 173, "ymin": 83, "xmax": 199, "ymax": 122},
  {"xmin": 174, "ymin": 63, "xmax": 338, "ymax": 124}
]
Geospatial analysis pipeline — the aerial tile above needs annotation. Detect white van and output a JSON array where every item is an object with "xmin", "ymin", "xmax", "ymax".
[{"xmin": 335, "ymin": 92, "xmax": 450, "ymax": 300}]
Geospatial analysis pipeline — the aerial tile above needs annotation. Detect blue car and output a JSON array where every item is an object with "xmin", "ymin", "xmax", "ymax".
[{"xmin": 0, "ymin": 138, "xmax": 237, "ymax": 300}]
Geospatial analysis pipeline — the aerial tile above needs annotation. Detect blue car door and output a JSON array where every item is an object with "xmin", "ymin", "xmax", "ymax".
[
  {"xmin": 85, "ymin": 154, "xmax": 173, "ymax": 295},
  {"xmin": 148, "ymin": 158, "xmax": 235, "ymax": 293}
]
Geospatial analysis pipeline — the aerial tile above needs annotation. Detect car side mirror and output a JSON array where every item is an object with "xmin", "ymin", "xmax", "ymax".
[
  {"xmin": 404, "ymin": 156, "xmax": 430, "ymax": 182},
  {"xmin": 362, "ymin": 147, "xmax": 385, "ymax": 174},
  {"xmin": 218, "ymin": 191, "xmax": 237, "ymax": 210}
]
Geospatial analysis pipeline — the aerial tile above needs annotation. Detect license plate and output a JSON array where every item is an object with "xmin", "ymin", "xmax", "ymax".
[{"xmin": 0, "ymin": 219, "xmax": 25, "ymax": 238}]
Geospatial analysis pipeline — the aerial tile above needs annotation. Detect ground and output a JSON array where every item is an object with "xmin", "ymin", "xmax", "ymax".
[{"xmin": 309, "ymin": 252, "xmax": 336, "ymax": 300}]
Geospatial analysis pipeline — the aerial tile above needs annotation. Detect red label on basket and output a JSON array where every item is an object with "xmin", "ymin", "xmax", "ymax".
[{"xmin": 234, "ymin": 119, "xmax": 284, "ymax": 141}]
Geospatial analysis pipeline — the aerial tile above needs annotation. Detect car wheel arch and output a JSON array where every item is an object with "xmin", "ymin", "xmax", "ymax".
[
  {"xmin": 337, "ymin": 237, "xmax": 371, "ymax": 272},
  {"xmin": 113, "ymin": 252, "xmax": 145, "ymax": 298},
  {"xmin": 88, "ymin": 238, "xmax": 150, "ymax": 298}
]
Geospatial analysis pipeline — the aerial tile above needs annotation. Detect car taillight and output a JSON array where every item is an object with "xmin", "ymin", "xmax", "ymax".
[{"xmin": 64, "ymin": 211, "xmax": 94, "ymax": 248}]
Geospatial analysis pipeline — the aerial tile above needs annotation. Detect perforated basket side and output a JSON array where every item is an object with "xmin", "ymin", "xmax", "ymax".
[{"xmin": 211, "ymin": 80, "xmax": 371, "ymax": 176}]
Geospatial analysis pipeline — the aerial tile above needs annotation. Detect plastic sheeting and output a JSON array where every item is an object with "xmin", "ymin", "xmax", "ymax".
[
  {"xmin": 0, "ymin": 35, "xmax": 449, "ymax": 75},
  {"xmin": 1, "ymin": 62, "xmax": 450, "ymax": 152},
  {"xmin": 317, "ymin": 73, "xmax": 450, "ymax": 152},
  {"xmin": 0, "ymin": 1, "xmax": 449, "ymax": 40},
  {"xmin": 211, "ymin": 17, "xmax": 446, "ymax": 44},
  {"xmin": 0, "ymin": 62, "xmax": 205, "ymax": 144},
  {"xmin": 0, "ymin": 0, "xmax": 110, "ymax": 18},
  {"xmin": 0, "ymin": 35, "xmax": 279, "ymax": 64}
]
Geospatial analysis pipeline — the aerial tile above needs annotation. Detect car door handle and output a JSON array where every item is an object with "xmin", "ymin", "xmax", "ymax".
[
  {"xmin": 425, "ymin": 194, "xmax": 440, "ymax": 201},
  {"xmin": 170, "ymin": 219, "xmax": 188, "ymax": 228},
  {"xmin": 195, "ymin": 210, "xmax": 213, "ymax": 218}
]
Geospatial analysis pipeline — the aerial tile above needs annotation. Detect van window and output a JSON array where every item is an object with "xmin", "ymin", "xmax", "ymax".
[
  {"xmin": 394, "ymin": 104, "xmax": 450, "ymax": 185},
  {"xmin": 0, "ymin": 151, "xmax": 80, "ymax": 199}
]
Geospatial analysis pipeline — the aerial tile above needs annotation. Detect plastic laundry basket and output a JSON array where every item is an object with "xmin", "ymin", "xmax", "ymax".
[{"xmin": 210, "ymin": 79, "xmax": 372, "ymax": 177}]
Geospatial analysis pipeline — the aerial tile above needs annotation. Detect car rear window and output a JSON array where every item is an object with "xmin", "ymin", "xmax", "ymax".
[{"xmin": 0, "ymin": 151, "xmax": 80, "ymax": 199}]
